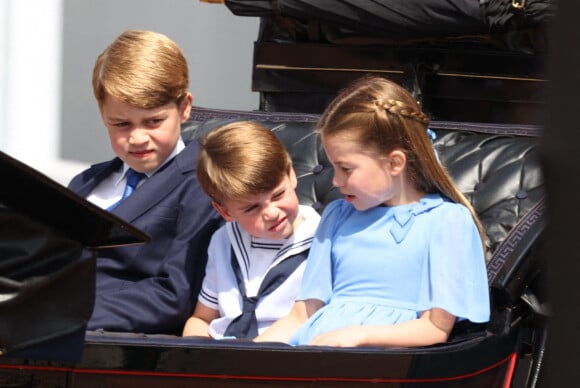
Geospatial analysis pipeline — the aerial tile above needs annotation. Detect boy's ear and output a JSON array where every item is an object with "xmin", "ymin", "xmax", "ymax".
[
  {"xmin": 179, "ymin": 92, "xmax": 193, "ymax": 123},
  {"xmin": 387, "ymin": 150, "xmax": 406, "ymax": 176},
  {"xmin": 212, "ymin": 201, "xmax": 235, "ymax": 222},
  {"xmin": 288, "ymin": 165, "xmax": 298, "ymax": 189}
]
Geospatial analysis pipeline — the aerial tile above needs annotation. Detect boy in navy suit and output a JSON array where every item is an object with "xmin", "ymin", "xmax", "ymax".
[{"xmin": 68, "ymin": 30, "xmax": 222, "ymax": 334}]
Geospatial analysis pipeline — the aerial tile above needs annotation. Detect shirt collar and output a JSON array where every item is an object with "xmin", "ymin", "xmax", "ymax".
[{"xmin": 115, "ymin": 137, "xmax": 185, "ymax": 186}]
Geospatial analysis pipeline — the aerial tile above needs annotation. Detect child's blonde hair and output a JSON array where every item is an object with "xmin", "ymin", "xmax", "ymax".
[
  {"xmin": 197, "ymin": 121, "xmax": 293, "ymax": 204},
  {"xmin": 318, "ymin": 75, "xmax": 486, "ymax": 248},
  {"xmin": 92, "ymin": 30, "xmax": 189, "ymax": 109}
]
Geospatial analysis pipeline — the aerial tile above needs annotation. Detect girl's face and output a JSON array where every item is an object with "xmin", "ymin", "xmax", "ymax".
[
  {"xmin": 100, "ymin": 93, "xmax": 192, "ymax": 174},
  {"xmin": 322, "ymin": 133, "xmax": 405, "ymax": 210},
  {"xmin": 212, "ymin": 169, "xmax": 302, "ymax": 240}
]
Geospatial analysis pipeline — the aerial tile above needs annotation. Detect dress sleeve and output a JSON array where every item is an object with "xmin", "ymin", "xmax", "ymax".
[
  {"xmin": 427, "ymin": 204, "xmax": 490, "ymax": 323},
  {"xmin": 295, "ymin": 200, "xmax": 344, "ymax": 304}
]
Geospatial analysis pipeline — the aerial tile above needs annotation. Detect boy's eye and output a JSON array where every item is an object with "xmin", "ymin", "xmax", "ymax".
[
  {"xmin": 243, "ymin": 204, "xmax": 258, "ymax": 213},
  {"xmin": 272, "ymin": 190, "xmax": 285, "ymax": 200},
  {"xmin": 113, "ymin": 122, "xmax": 130, "ymax": 128},
  {"xmin": 147, "ymin": 118, "xmax": 163, "ymax": 126}
]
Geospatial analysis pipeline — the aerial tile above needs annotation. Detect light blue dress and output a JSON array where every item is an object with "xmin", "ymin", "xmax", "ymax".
[{"xmin": 289, "ymin": 193, "xmax": 490, "ymax": 346}]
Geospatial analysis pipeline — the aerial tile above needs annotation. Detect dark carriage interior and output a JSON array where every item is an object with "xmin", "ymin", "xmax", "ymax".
[
  {"xmin": 0, "ymin": 1, "xmax": 554, "ymax": 386},
  {"xmin": 11, "ymin": 104, "xmax": 540, "ymax": 386},
  {"xmin": 83, "ymin": 106, "xmax": 546, "ymax": 384},
  {"xmin": 0, "ymin": 105, "xmax": 547, "ymax": 386},
  {"xmin": 225, "ymin": 0, "xmax": 554, "ymax": 126}
]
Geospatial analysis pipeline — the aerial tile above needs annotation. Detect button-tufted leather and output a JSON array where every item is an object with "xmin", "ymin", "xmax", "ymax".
[{"xmin": 182, "ymin": 107, "xmax": 544, "ymax": 299}]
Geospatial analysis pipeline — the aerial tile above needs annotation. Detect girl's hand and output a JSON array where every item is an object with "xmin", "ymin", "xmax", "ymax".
[
  {"xmin": 308, "ymin": 325, "xmax": 365, "ymax": 347},
  {"xmin": 307, "ymin": 308, "xmax": 455, "ymax": 348}
]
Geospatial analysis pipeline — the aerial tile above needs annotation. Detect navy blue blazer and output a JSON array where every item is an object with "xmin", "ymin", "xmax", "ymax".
[{"xmin": 68, "ymin": 140, "xmax": 223, "ymax": 334}]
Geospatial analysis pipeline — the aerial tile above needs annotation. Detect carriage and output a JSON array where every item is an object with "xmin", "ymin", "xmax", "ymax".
[{"xmin": 0, "ymin": 1, "xmax": 553, "ymax": 386}]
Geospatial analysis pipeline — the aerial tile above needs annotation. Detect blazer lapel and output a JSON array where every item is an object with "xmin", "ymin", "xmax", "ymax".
[
  {"xmin": 70, "ymin": 159, "xmax": 122, "ymax": 198},
  {"xmin": 112, "ymin": 141, "xmax": 198, "ymax": 222}
]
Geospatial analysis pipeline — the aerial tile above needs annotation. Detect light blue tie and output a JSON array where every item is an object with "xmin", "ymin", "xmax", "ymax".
[{"xmin": 107, "ymin": 168, "xmax": 145, "ymax": 211}]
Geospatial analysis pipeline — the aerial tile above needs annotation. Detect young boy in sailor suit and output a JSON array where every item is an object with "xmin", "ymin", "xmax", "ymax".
[{"xmin": 182, "ymin": 121, "xmax": 321, "ymax": 339}]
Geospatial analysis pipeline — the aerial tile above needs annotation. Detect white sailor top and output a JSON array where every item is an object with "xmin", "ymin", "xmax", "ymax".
[{"xmin": 198, "ymin": 205, "xmax": 321, "ymax": 339}]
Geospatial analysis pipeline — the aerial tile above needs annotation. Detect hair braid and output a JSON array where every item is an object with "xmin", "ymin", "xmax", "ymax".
[
  {"xmin": 377, "ymin": 99, "xmax": 430, "ymax": 125},
  {"xmin": 319, "ymin": 75, "xmax": 487, "ymax": 252}
]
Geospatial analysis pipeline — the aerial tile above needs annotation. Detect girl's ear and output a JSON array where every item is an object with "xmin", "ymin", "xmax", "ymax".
[
  {"xmin": 179, "ymin": 92, "xmax": 193, "ymax": 123},
  {"xmin": 212, "ymin": 201, "xmax": 235, "ymax": 222},
  {"xmin": 387, "ymin": 150, "xmax": 406, "ymax": 176}
]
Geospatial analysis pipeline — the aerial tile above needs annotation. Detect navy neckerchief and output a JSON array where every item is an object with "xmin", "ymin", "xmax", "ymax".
[{"xmin": 224, "ymin": 247, "xmax": 309, "ymax": 339}]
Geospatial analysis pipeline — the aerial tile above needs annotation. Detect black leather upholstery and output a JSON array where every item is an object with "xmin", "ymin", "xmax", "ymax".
[
  {"xmin": 183, "ymin": 107, "xmax": 544, "ymax": 266},
  {"xmin": 182, "ymin": 107, "xmax": 547, "ymax": 337}
]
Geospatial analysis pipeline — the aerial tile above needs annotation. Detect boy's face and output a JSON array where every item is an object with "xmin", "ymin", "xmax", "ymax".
[
  {"xmin": 99, "ymin": 93, "xmax": 192, "ymax": 174},
  {"xmin": 213, "ymin": 168, "xmax": 303, "ymax": 240}
]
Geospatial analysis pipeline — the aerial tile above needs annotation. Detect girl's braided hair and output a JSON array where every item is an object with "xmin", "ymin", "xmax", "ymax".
[
  {"xmin": 317, "ymin": 75, "xmax": 487, "ymax": 250},
  {"xmin": 377, "ymin": 98, "xmax": 430, "ymax": 125}
]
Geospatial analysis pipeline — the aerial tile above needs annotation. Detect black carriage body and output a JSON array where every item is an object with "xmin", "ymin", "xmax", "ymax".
[
  {"xmin": 0, "ymin": 1, "xmax": 551, "ymax": 386},
  {"xmin": 227, "ymin": 0, "xmax": 553, "ymax": 125},
  {"xmin": 1, "ymin": 106, "xmax": 545, "ymax": 387}
]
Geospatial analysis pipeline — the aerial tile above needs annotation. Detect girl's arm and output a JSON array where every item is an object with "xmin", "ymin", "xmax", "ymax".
[
  {"xmin": 308, "ymin": 308, "xmax": 455, "ymax": 348},
  {"xmin": 254, "ymin": 299, "xmax": 324, "ymax": 343},
  {"xmin": 182, "ymin": 302, "xmax": 220, "ymax": 337}
]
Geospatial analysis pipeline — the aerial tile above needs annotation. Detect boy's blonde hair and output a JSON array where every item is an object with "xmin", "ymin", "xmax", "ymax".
[
  {"xmin": 92, "ymin": 30, "xmax": 189, "ymax": 109},
  {"xmin": 197, "ymin": 121, "xmax": 293, "ymax": 204}
]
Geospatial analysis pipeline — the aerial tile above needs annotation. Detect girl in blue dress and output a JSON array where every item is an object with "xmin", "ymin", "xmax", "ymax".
[{"xmin": 255, "ymin": 75, "xmax": 490, "ymax": 348}]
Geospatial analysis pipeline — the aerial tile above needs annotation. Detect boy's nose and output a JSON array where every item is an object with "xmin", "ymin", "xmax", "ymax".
[
  {"xmin": 129, "ymin": 129, "xmax": 148, "ymax": 144},
  {"xmin": 262, "ymin": 204, "xmax": 279, "ymax": 220}
]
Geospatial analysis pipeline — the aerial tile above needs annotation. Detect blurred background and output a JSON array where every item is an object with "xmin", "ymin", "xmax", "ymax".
[{"xmin": 0, "ymin": 0, "xmax": 259, "ymax": 185}]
